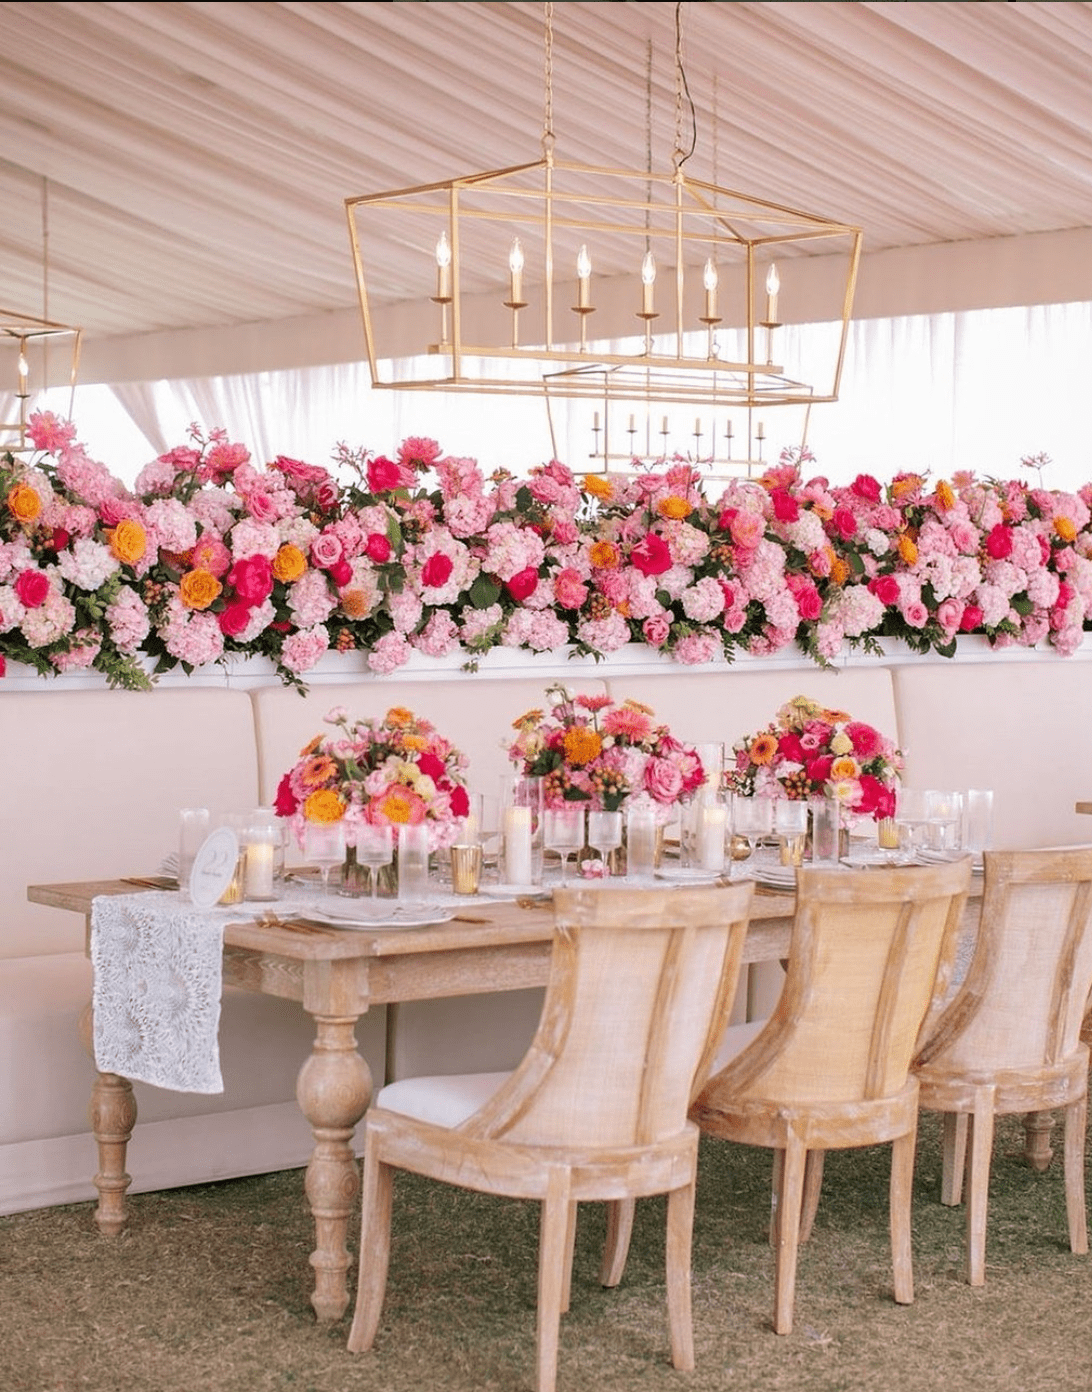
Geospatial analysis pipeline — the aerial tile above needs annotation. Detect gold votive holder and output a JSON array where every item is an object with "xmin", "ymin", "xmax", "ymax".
[
  {"xmin": 877, "ymin": 817, "xmax": 899, "ymax": 851},
  {"xmin": 779, "ymin": 834, "xmax": 806, "ymax": 867},
  {"xmin": 219, "ymin": 851, "xmax": 246, "ymax": 905},
  {"xmin": 450, "ymin": 844, "xmax": 482, "ymax": 896}
]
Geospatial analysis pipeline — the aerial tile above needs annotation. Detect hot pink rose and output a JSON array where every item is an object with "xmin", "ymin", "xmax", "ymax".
[
  {"xmin": 328, "ymin": 559, "xmax": 353, "ymax": 587},
  {"xmin": 630, "ymin": 532, "xmax": 672, "ymax": 576},
  {"xmin": 365, "ymin": 533, "xmax": 392, "ymax": 563},
  {"xmin": 227, "ymin": 554, "xmax": 274, "ymax": 604},
  {"xmin": 316, "ymin": 481, "xmax": 340, "ymax": 512},
  {"xmin": 218, "ymin": 599, "xmax": 252, "ymax": 636},
  {"xmin": 959, "ymin": 603, "xmax": 984, "ymax": 632},
  {"xmin": 851, "ymin": 474, "xmax": 882, "ymax": 503},
  {"xmin": 771, "ymin": 489, "xmax": 799, "ymax": 523},
  {"xmin": 366, "ymin": 455, "xmax": 405, "ymax": 492},
  {"xmin": 832, "ymin": 506, "xmax": 858, "ymax": 540},
  {"xmin": 507, "ymin": 567, "xmax": 539, "ymax": 602},
  {"xmin": 986, "ymin": 524, "xmax": 1013, "ymax": 559},
  {"xmin": 420, "ymin": 552, "xmax": 454, "ymax": 589},
  {"xmin": 15, "ymin": 569, "xmax": 49, "ymax": 608},
  {"xmin": 273, "ymin": 772, "xmax": 298, "ymax": 816},
  {"xmin": 644, "ymin": 756, "xmax": 684, "ymax": 804},
  {"xmin": 869, "ymin": 574, "xmax": 900, "ymax": 606},
  {"xmin": 845, "ymin": 721, "xmax": 883, "ymax": 759}
]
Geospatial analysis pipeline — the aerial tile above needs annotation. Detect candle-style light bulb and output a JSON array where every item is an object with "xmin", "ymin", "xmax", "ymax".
[
  {"xmin": 641, "ymin": 249, "xmax": 656, "ymax": 314},
  {"xmin": 576, "ymin": 243, "xmax": 591, "ymax": 309},
  {"xmin": 703, "ymin": 257, "xmax": 719, "ymax": 319},
  {"xmin": 17, "ymin": 350, "xmax": 29, "ymax": 395},
  {"xmin": 508, "ymin": 237, "xmax": 524, "ymax": 303},
  {"xmin": 765, "ymin": 262, "xmax": 780, "ymax": 322},
  {"xmin": 435, "ymin": 230, "xmax": 452, "ymax": 299}
]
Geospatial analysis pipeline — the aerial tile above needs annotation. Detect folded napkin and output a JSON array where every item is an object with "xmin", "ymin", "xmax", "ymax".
[{"xmin": 90, "ymin": 891, "xmax": 234, "ymax": 1094}]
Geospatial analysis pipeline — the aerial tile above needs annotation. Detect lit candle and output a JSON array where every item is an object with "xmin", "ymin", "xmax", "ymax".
[
  {"xmin": 435, "ymin": 230, "xmax": 452, "ymax": 299},
  {"xmin": 725, "ymin": 419, "xmax": 734, "ymax": 440},
  {"xmin": 577, "ymin": 243, "xmax": 591, "ymax": 309},
  {"xmin": 661, "ymin": 416, "xmax": 669, "ymax": 433},
  {"xmin": 699, "ymin": 805, "xmax": 727, "ymax": 872},
  {"xmin": 765, "ymin": 262, "xmax": 780, "ymax": 322},
  {"xmin": 504, "ymin": 805, "xmax": 533, "ymax": 886},
  {"xmin": 695, "ymin": 417, "xmax": 702, "ymax": 435},
  {"xmin": 703, "ymin": 257, "xmax": 719, "ymax": 319},
  {"xmin": 508, "ymin": 237, "xmax": 524, "ymax": 303},
  {"xmin": 641, "ymin": 249, "xmax": 656, "ymax": 314},
  {"xmin": 593, "ymin": 411, "xmax": 600, "ymax": 430},
  {"xmin": 244, "ymin": 841, "xmax": 275, "ymax": 899},
  {"xmin": 628, "ymin": 414, "xmax": 636, "ymax": 432},
  {"xmin": 756, "ymin": 421, "xmax": 766, "ymax": 441},
  {"xmin": 17, "ymin": 350, "xmax": 29, "ymax": 397}
]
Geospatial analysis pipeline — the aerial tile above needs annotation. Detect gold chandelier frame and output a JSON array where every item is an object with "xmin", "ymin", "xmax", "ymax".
[{"xmin": 1, "ymin": 308, "xmax": 82, "ymax": 454}]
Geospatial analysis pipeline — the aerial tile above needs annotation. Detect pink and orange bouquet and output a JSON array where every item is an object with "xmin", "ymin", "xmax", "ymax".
[
  {"xmin": 728, "ymin": 694, "xmax": 902, "ymax": 821},
  {"xmin": 507, "ymin": 684, "xmax": 705, "ymax": 818},
  {"xmin": 274, "ymin": 705, "xmax": 471, "ymax": 851}
]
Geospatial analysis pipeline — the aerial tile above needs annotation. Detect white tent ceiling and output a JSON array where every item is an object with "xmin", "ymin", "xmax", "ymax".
[{"xmin": 2, "ymin": 0, "xmax": 1092, "ymax": 382}]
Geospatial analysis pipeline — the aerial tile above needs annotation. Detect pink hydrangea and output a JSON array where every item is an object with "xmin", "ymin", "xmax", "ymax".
[
  {"xmin": 280, "ymin": 624, "xmax": 330, "ymax": 674},
  {"xmin": 367, "ymin": 630, "xmax": 412, "ymax": 674},
  {"xmin": 672, "ymin": 630, "xmax": 720, "ymax": 665}
]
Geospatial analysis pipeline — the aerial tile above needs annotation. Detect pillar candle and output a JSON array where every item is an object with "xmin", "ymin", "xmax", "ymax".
[
  {"xmin": 504, "ymin": 805, "xmax": 533, "ymax": 886},
  {"xmin": 245, "ymin": 841, "xmax": 275, "ymax": 899},
  {"xmin": 698, "ymin": 805, "xmax": 727, "ymax": 872}
]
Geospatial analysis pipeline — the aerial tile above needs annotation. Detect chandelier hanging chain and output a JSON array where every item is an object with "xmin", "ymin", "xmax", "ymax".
[
  {"xmin": 672, "ymin": 0, "xmax": 697, "ymax": 173},
  {"xmin": 541, "ymin": 1, "xmax": 555, "ymax": 158}
]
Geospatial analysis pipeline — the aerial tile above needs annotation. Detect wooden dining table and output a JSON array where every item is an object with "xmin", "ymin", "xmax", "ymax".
[{"xmin": 27, "ymin": 876, "xmax": 808, "ymax": 1322}]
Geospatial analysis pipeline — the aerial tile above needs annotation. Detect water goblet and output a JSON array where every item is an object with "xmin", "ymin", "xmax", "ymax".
[
  {"xmin": 303, "ymin": 820, "xmax": 346, "ymax": 896},
  {"xmin": 587, "ymin": 809, "xmax": 623, "ymax": 877},
  {"xmin": 773, "ymin": 798, "xmax": 809, "ymax": 867},
  {"xmin": 544, "ymin": 806, "xmax": 585, "ymax": 884},
  {"xmin": 356, "ymin": 823, "xmax": 394, "ymax": 911},
  {"xmin": 731, "ymin": 795, "xmax": 774, "ymax": 875},
  {"xmin": 924, "ymin": 789, "xmax": 963, "ymax": 853}
]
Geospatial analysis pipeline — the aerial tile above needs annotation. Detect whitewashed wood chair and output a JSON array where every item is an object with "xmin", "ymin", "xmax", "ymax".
[
  {"xmin": 913, "ymin": 846, "xmax": 1092, "ymax": 1285},
  {"xmin": 688, "ymin": 859, "xmax": 971, "ymax": 1335},
  {"xmin": 346, "ymin": 881, "xmax": 756, "ymax": 1392}
]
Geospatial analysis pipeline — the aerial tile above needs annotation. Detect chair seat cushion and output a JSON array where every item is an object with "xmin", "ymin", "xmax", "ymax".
[{"xmin": 375, "ymin": 1071, "xmax": 511, "ymax": 1129}]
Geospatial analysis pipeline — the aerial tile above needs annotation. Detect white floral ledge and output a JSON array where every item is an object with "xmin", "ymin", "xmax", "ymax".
[{"xmin": 3, "ymin": 633, "xmax": 1091, "ymax": 693}]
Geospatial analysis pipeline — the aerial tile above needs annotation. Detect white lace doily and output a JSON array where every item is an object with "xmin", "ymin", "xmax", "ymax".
[{"xmin": 90, "ymin": 891, "xmax": 236, "ymax": 1093}]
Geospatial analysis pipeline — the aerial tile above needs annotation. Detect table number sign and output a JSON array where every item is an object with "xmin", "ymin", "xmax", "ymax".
[{"xmin": 189, "ymin": 827, "xmax": 241, "ymax": 909}]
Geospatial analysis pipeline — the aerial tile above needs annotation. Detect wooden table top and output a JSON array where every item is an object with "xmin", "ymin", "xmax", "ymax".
[{"xmin": 1077, "ymin": 802, "xmax": 1092, "ymax": 816}]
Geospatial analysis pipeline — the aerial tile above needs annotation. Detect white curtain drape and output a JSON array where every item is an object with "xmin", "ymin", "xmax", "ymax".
[{"xmin": 35, "ymin": 300, "xmax": 1091, "ymax": 492}]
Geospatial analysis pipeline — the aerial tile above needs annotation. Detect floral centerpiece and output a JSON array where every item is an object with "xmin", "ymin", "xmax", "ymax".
[
  {"xmin": 728, "ymin": 694, "xmax": 902, "ymax": 821},
  {"xmin": 507, "ymin": 684, "xmax": 705, "ymax": 820},
  {"xmin": 274, "ymin": 706, "xmax": 471, "ymax": 860}
]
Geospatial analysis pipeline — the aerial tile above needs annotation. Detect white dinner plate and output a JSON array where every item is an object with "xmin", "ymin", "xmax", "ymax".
[
  {"xmin": 478, "ymin": 883, "xmax": 551, "ymax": 900},
  {"xmin": 655, "ymin": 867, "xmax": 724, "ymax": 884},
  {"xmin": 295, "ymin": 901, "xmax": 455, "ymax": 931}
]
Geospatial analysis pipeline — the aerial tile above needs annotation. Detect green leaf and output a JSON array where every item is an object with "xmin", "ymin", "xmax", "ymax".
[{"xmin": 468, "ymin": 575, "xmax": 502, "ymax": 609}]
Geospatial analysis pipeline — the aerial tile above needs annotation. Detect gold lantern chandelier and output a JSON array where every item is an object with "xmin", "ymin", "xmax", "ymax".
[
  {"xmin": 1, "ymin": 310, "xmax": 82, "ymax": 455},
  {"xmin": 345, "ymin": 2, "xmax": 862, "ymax": 462}
]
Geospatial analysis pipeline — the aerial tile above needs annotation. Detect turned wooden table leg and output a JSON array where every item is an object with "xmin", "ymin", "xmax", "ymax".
[
  {"xmin": 78, "ymin": 1001, "xmax": 137, "ymax": 1235},
  {"xmin": 295, "ymin": 1013, "xmax": 373, "ymax": 1322},
  {"xmin": 1024, "ymin": 1109, "xmax": 1055, "ymax": 1172}
]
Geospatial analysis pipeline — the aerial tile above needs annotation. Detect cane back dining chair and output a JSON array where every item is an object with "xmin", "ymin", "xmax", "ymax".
[
  {"xmin": 688, "ymin": 858, "xmax": 971, "ymax": 1335},
  {"xmin": 346, "ymin": 880, "xmax": 756, "ymax": 1392},
  {"xmin": 912, "ymin": 845, "xmax": 1092, "ymax": 1285}
]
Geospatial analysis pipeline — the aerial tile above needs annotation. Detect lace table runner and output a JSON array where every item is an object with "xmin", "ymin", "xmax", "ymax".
[{"xmin": 90, "ymin": 891, "xmax": 240, "ymax": 1094}]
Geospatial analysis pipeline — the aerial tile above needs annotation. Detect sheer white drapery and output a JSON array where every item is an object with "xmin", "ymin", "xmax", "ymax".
[{"xmin": 34, "ymin": 301, "xmax": 1092, "ymax": 493}]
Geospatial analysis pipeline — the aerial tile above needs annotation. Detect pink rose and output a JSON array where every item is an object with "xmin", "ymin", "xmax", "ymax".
[
  {"xmin": 553, "ymin": 567, "xmax": 588, "ymax": 610},
  {"xmin": 227, "ymin": 554, "xmax": 274, "ymax": 604},
  {"xmin": 15, "ymin": 569, "xmax": 50, "ymax": 608},
  {"xmin": 245, "ymin": 489, "xmax": 279, "ymax": 524},
  {"xmin": 507, "ymin": 567, "xmax": 539, "ymax": 602},
  {"xmin": 986, "ymin": 524, "xmax": 1013, "ymax": 559},
  {"xmin": 868, "ymin": 574, "xmax": 900, "ymax": 606},
  {"xmin": 845, "ymin": 721, "xmax": 883, "ymax": 759},
  {"xmin": 421, "ymin": 552, "xmax": 454, "ymax": 589},
  {"xmin": 642, "ymin": 614, "xmax": 670, "ymax": 646},
  {"xmin": 729, "ymin": 511, "xmax": 765, "ymax": 549},
  {"xmin": 366, "ymin": 455, "xmax": 406, "ymax": 492},
  {"xmin": 901, "ymin": 599, "xmax": 929, "ymax": 628},
  {"xmin": 316, "ymin": 481, "xmax": 339, "ymax": 512},
  {"xmin": 644, "ymin": 756, "xmax": 685, "ymax": 804},
  {"xmin": 365, "ymin": 533, "xmax": 392, "ymax": 563},
  {"xmin": 771, "ymin": 489, "xmax": 799, "ymax": 523},
  {"xmin": 310, "ymin": 532, "xmax": 344, "ymax": 569},
  {"xmin": 960, "ymin": 603, "xmax": 984, "ymax": 632},
  {"xmin": 832, "ymin": 506, "xmax": 858, "ymax": 540},
  {"xmin": 273, "ymin": 772, "xmax": 298, "ymax": 817},
  {"xmin": 630, "ymin": 532, "xmax": 672, "ymax": 576},
  {"xmin": 851, "ymin": 474, "xmax": 882, "ymax": 503},
  {"xmin": 936, "ymin": 597, "xmax": 963, "ymax": 634},
  {"xmin": 328, "ymin": 559, "xmax": 353, "ymax": 587}
]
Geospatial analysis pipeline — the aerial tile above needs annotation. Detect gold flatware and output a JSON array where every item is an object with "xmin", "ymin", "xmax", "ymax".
[{"xmin": 122, "ymin": 875, "xmax": 177, "ymax": 890}]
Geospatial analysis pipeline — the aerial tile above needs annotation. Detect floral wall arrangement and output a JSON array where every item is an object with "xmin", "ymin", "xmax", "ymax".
[{"xmin": 1, "ymin": 411, "xmax": 1090, "ymax": 691}]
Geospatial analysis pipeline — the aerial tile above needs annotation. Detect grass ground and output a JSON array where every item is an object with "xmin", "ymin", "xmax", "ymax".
[{"xmin": 3, "ymin": 1111, "xmax": 1090, "ymax": 1392}]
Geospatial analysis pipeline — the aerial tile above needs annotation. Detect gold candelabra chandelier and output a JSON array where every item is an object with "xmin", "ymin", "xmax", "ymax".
[
  {"xmin": 1, "ymin": 309, "xmax": 82, "ymax": 455},
  {"xmin": 345, "ymin": 3, "xmax": 862, "ymax": 427}
]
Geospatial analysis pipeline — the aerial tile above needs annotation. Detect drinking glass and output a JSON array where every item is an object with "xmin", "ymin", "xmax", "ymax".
[
  {"xmin": 587, "ymin": 809, "xmax": 623, "ymax": 876},
  {"xmin": 303, "ymin": 821, "xmax": 346, "ymax": 895},
  {"xmin": 962, "ymin": 789, "xmax": 994, "ymax": 855},
  {"xmin": 893, "ymin": 788, "xmax": 928, "ymax": 858},
  {"xmin": 773, "ymin": 798, "xmax": 809, "ymax": 867},
  {"xmin": 807, "ymin": 796, "xmax": 842, "ymax": 866},
  {"xmin": 924, "ymin": 789, "xmax": 963, "ymax": 852},
  {"xmin": 178, "ymin": 807, "xmax": 210, "ymax": 900},
  {"xmin": 731, "ymin": 795, "xmax": 774, "ymax": 871},
  {"xmin": 625, "ymin": 804, "xmax": 658, "ymax": 882},
  {"xmin": 397, "ymin": 823, "xmax": 431, "ymax": 903},
  {"xmin": 356, "ymin": 823, "xmax": 394, "ymax": 910},
  {"xmin": 543, "ymin": 806, "xmax": 585, "ymax": 883}
]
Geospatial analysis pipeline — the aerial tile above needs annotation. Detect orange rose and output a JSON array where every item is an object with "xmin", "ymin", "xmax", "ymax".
[
  {"xmin": 583, "ymin": 475, "xmax": 613, "ymax": 501},
  {"xmin": 1055, "ymin": 516, "xmax": 1077, "ymax": 543},
  {"xmin": 830, "ymin": 557, "xmax": 851, "ymax": 586},
  {"xmin": 272, "ymin": 543, "xmax": 306, "ymax": 583},
  {"xmin": 830, "ymin": 756, "xmax": 860, "ymax": 780},
  {"xmin": 178, "ymin": 569, "xmax": 223, "ymax": 611},
  {"xmin": 109, "ymin": 519, "xmax": 147, "ymax": 566},
  {"xmin": 6, "ymin": 482, "xmax": 41, "ymax": 524},
  {"xmin": 657, "ymin": 496, "xmax": 692, "ymax": 520},
  {"xmin": 303, "ymin": 788, "xmax": 345, "ymax": 824},
  {"xmin": 563, "ymin": 726, "xmax": 602, "ymax": 766},
  {"xmin": 589, "ymin": 540, "xmax": 621, "ymax": 569}
]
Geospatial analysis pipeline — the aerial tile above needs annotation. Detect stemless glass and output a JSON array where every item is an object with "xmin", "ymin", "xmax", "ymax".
[
  {"xmin": 587, "ymin": 809, "xmax": 623, "ymax": 876},
  {"xmin": 303, "ymin": 820, "xmax": 346, "ymax": 896},
  {"xmin": 731, "ymin": 795, "xmax": 774, "ymax": 872},
  {"xmin": 924, "ymin": 789, "xmax": 963, "ymax": 853},
  {"xmin": 773, "ymin": 798, "xmax": 809, "ymax": 867},
  {"xmin": 356, "ymin": 823, "xmax": 394, "ymax": 910},
  {"xmin": 543, "ymin": 806, "xmax": 585, "ymax": 883}
]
